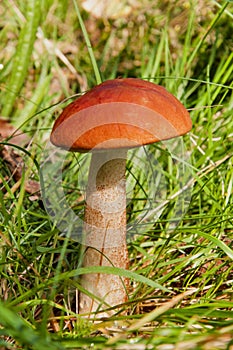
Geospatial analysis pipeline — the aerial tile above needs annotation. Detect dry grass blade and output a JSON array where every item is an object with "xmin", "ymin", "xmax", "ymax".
[
  {"xmin": 107, "ymin": 289, "xmax": 198, "ymax": 345},
  {"xmin": 128, "ymin": 289, "xmax": 198, "ymax": 331}
]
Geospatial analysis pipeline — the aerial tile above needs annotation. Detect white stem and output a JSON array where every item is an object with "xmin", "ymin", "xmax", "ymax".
[{"xmin": 79, "ymin": 149, "xmax": 129, "ymax": 317}]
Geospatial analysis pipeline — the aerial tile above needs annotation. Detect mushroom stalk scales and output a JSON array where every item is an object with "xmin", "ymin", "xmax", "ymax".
[{"xmin": 79, "ymin": 150, "xmax": 129, "ymax": 315}]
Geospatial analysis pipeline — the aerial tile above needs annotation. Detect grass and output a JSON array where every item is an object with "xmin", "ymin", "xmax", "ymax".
[{"xmin": 0, "ymin": 0, "xmax": 233, "ymax": 349}]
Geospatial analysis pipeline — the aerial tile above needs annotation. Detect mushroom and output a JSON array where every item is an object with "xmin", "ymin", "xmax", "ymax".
[{"xmin": 50, "ymin": 78, "xmax": 192, "ymax": 317}]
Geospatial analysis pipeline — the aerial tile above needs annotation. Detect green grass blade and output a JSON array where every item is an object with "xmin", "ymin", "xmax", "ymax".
[
  {"xmin": 7, "ymin": 266, "xmax": 170, "ymax": 307},
  {"xmin": 72, "ymin": 0, "xmax": 102, "ymax": 85},
  {"xmin": 0, "ymin": 301, "xmax": 65, "ymax": 350},
  {"xmin": 186, "ymin": 2, "xmax": 229, "ymax": 69},
  {"xmin": 194, "ymin": 230, "xmax": 233, "ymax": 260},
  {"xmin": 2, "ymin": 0, "xmax": 41, "ymax": 118},
  {"xmin": 15, "ymin": 64, "xmax": 51, "ymax": 127}
]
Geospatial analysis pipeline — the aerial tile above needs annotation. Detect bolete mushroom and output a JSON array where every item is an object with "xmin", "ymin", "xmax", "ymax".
[{"xmin": 50, "ymin": 78, "xmax": 192, "ymax": 317}]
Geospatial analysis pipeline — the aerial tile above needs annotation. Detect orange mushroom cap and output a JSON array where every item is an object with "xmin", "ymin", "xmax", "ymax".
[{"xmin": 50, "ymin": 78, "xmax": 192, "ymax": 152}]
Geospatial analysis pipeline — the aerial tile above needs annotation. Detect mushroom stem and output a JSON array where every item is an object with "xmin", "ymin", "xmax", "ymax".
[{"xmin": 79, "ymin": 149, "xmax": 129, "ymax": 317}]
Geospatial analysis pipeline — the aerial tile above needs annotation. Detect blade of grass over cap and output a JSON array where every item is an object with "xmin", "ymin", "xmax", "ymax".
[{"xmin": 72, "ymin": 0, "xmax": 102, "ymax": 85}]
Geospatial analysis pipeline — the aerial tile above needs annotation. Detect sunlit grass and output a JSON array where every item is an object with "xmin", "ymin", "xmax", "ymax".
[{"xmin": 0, "ymin": 0, "xmax": 233, "ymax": 349}]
